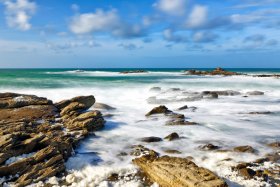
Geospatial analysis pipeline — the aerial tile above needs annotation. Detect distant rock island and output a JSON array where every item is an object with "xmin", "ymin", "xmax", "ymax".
[
  {"xmin": 184, "ymin": 67, "xmax": 245, "ymax": 76},
  {"xmin": 120, "ymin": 70, "xmax": 148, "ymax": 74}
]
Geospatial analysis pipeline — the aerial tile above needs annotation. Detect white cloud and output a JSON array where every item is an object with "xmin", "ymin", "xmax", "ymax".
[
  {"xmin": 4, "ymin": 0, "xmax": 37, "ymax": 31},
  {"xmin": 184, "ymin": 5, "xmax": 208, "ymax": 29},
  {"xmin": 163, "ymin": 29, "xmax": 188, "ymax": 43},
  {"xmin": 46, "ymin": 42, "xmax": 77, "ymax": 51},
  {"xmin": 69, "ymin": 9, "xmax": 145, "ymax": 38},
  {"xmin": 83, "ymin": 40, "xmax": 101, "ymax": 47},
  {"xmin": 57, "ymin": 32, "xmax": 68, "ymax": 36},
  {"xmin": 71, "ymin": 4, "xmax": 79, "ymax": 11},
  {"xmin": 192, "ymin": 31, "xmax": 218, "ymax": 43},
  {"xmin": 155, "ymin": 0, "xmax": 187, "ymax": 16},
  {"xmin": 231, "ymin": 14, "xmax": 263, "ymax": 23},
  {"xmin": 118, "ymin": 42, "xmax": 136, "ymax": 50}
]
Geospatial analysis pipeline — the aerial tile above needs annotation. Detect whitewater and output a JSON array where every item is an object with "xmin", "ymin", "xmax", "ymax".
[{"xmin": 1, "ymin": 68, "xmax": 280, "ymax": 187}]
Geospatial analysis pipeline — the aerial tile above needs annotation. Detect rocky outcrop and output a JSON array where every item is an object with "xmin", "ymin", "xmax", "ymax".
[
  {"xmin": 177, "ymin": 105, "xmax": 188, "ymax": 110},
  {"xmin": 93, "ymin": 103, "xmax": 116, "ymax": 110},
  {"xmin": 184, "ymin": 67, "xmax": 244, "ymax": 76},
  {"xmin": 164, "ymin": 132, "xmax": 179, "ymax": 141},
  {"xmin": 145, "ymin": 105, "xmax": 171, "ymax": 116},
  {"xmin": 140, "ymin": 137, "xmax": 162, "ymax": 143},
  {"xmin": 246, "ymin": 91, "xmax": 264, "ymax": 95},
  {"xmin": 120, "ymin": 70, "xmax": 148, "ymax": 74},
  {"xmin": 198, "ymin": 144, "xmax": 219, "ymax": 151},
  {"xmin": 55, "ymin": 95, "xmax": 95, "ymax": 111},
  {"xmin": 132, "ymin": 148, "xmax": 229, "ymax": 187},
  {"xmin": 233, "ymin": 145, "xmax": 254, "ymax": 153},
  {"xmin": 165, "ymin": 119, "xmax": 199, "ymax": 126}
]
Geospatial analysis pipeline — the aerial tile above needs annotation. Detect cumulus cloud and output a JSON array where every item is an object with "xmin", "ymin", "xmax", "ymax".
[
  {"xmin": 266, "ymin": 39, "xmax": 278, "ymax": 46},
  {"xmin": 69, "ymin": 9, "xmax": 145, "ymax": 38},
  {"xmin": 4, "ymin": 0, "xmax": 37, "ymax": 31},
  {"xmin": 118, "ymin": 42, "xmax": 137, "ymax": 50},
  {"xmin": 184, "ymin": 5, "xmax": 208, "ymax": 29},
  {"xmin": 142, "ymin": 14, "xmax": 163, "ymax": 26},
  {"xmin": 192, "ymin": 31, "xmax": 218, "ymax": 43},
  {"xmin": 163, "ymin": 29, "xmax": 188, "ymax": 43},
  {"xmin": 154, "ymin": 0, "xmax": 188, "ymax": 16},
  {"xmin": 242, "ymin": 34, "xmax": 265, "ymax": 50},
  {"xmin": 83, "ymin": 40, "xmax": 102, "ymax": 47},
  {"xmin": 143, "ymin": 38, "xmax": 153, "ymax": 43}
]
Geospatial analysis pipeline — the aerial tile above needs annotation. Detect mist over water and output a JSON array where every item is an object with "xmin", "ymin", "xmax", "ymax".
[{"xmin": 1, "ymin": 68, "xmax": 280, "ymax": 187}]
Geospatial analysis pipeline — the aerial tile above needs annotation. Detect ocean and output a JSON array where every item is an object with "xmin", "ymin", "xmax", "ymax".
[{"xmin": 1, "ymin": 68, "xmax": 280, "ymax": 187}]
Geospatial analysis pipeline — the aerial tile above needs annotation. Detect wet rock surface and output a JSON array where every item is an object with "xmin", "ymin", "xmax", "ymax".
[
  {"xmin": 234, "ymin": 145, "xmax": 255, "ymax": 153},
  {"xmin": 184, "ymin": 67, "xmax": 245, "ymax": 76},
  {"xmin": 199, "ymin": 144, "xmax": 219, "ymax": 151},
  {"xmin": 93, "ymin": 102, "xmax": 116, "ymax": 110},
  {"xmin": 132, "ymin": 148, "xmax": 229, "ymax": 187},
  {"xmin": 164, "ymin": 132, "xmax": 179, "ymax": 141},
  {"xmin": 0, "ymin": 93, "xmax": 105, "ymax": 186},
  {"xmin": 145, "ymin": 105, "xmax": 171, "ymax": 116}
]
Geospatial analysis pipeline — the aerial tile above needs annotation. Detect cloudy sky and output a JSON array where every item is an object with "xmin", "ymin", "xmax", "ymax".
[{"xmin": 0, "ymin": 0, "xmax": 280, "ymax": 68}]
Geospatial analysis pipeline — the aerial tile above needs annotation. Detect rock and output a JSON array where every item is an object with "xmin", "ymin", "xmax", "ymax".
[
  {"xmin": 164, "ymin": 132, "xmax": 179, "ymax": 141},
  {"xmin": 132, "ymin": 149, "xmax": 229, "ymax": 187},
  {"xmin": 246, "ymin": 91, "xmax": 264, "ymax": 95},
  {"xmin": 186, "ymin": 156, "xmax": 194, "ymax": 160},
  {"xmin": 0, "ymin": 93, "xmax": 53, "ymax": 109},
  {"xmin": 60, "ymin": 102, "xmax": 86, "ymax": 116},
  {"xmin": 149, "ymin": 87, "xmax": 161, "ymax": 92},
  {"xmin": 181, "ymin": 92, "xmax": 200, "ymax": 97},
  {"xmin": 206, "ymin": 93, "xmax": 218, "ymax": 99},
  {"xmin": 267, "ymin": 142, "xmax": 280, "ymax": 148},
  {"xmin": 249, "ymin": 111, "xmax": 272, "ymax": 114},
  {"xmin": 167, "ymin": 88, "xmax": 180, "ymax": 92},
  {"xmin": 166, "ymin": 113, "xmax": 184, "ymax": 119},
  {"xmin": 214, "ymin": 150, "xmax": 232, "ymax": 153},
  {"xmin": 93, "ymin": 103, "xmax": 116, "ymax": 110},
  {"xmin": 184, "ymin": 68, "xmax": 244, "ymax": 76},
  {"xmin": 177, "ymin": 105, "xmax": 188, "ymax": 110},
  {"xmin": 210, "ymin": 90, "xmax": 241, "ymax": 96},
  {"xmin": 0, "ymin": 105, "xmax": 59, "ymax": 122},
  {"xmin": 238, "ymin": 168, "xmax": 256, "ymax": 180},
  {"xmin": 199, "ymin": 144, "xmax": 219, "ymax": 151},
  {"xmin": 165, "ymin": 119, "xmax": 199, "ymax": 126},
  {"xmin": 265, "ymin": 152, "xmax": 280, "ymax": 162},
  {"xmin": 66, "ymin": 110, "xmax": 106, "ymax": 131},
  {"xmin": 165, "ymin": 150, "xmax": 181, "ymax": 154},
  {"xmin": 120, "ymin": 70, "xmax": 148, "ymax": 74},
  {"xmin": 55, "ymin": 95, "xmax": 95, "ymax": 111},
  {"xmin": 145, "ymin": 105, "xmax": 171, "ymax": 116},
  {"xmin": 140, "ymin": 137, "xmax": 162, "ymax": 143},
  {"xmin": 201, "ymin": 91, "xmax": 211, "ymax": 95},
  {"xmin": 233, "ymin": 146, "xmax": 254, "ymax": 153}
]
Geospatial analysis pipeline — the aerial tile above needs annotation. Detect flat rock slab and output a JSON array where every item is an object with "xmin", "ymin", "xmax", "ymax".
[
  {"xmin": 132, "ymin": 149, "xmax": 229, "ymax": 187},
  {"xmin": 0, "ymin": 105, "xmax": 59, "ymax": 121}
]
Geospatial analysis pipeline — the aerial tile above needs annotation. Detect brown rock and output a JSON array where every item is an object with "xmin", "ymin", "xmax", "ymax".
[
  {"xmin": 164, "ymin": 132, "xmax": 179, "ymax": 141},
  {"xmin": 60, "ymin": 102, "xmax": 86, "ymax": 116},
  {"xmin": 234, "ymin": 146, "xmax": 254, "ymax": 153},
  {"xmin": 249, "ymin": 111, "xmax": 272, "ymax": 114},
  {"xmin": 132, "ymin": 149, "xmax": 229, "ymax": 187},
  {"xmin": 267, "ymin": 142, "xmax": 280, "ymax": 148},
  {"xmin": 214, "ymin": 150, "xmax": 232, "ymax": 153},
  {"xmin": 140, "ymin": 137, "xmax": 162, "ymax": 143},
  {"xmin": 238, "ymin": 168, "xmax": 256, "ymax": 180},
  {"xmin": 93, "ymin": 103, "xmax": 116, "ymax": 110},
  {"xmin": 199, "ymin": 144, "xmax": 219, "ymax": 151},
  {"xmin": 0, "ymin": 105, "xmax": 59, "ymax": 122},
  {"xmin": 177, "ymin": 105, "xmax": 188, "ymax": 110},
  {"xmin": 120, "ymin": 70, "xmax": 148, "ymax": 74},
  {"xmin": 164, "ymin": 150, "xmax": 181, "ymax": 154},
  {"xmin": 265, "ymin": 152, "xmax": 280, "ymax": 162},
  {"xmin": 145, "ymin": 105, "xmax": 170, "ymax": 116},
  {"xmin": 55, "ymin": 95, "xmax": 95, "ymax": 111},
  {"xmin": 165, "ymin": 119, "xmax": 199, "ymax": 125}
]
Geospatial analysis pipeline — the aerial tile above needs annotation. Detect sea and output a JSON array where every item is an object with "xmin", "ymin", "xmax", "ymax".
[{"xmin": 1, "ymin": 68, "xmax": 280, "ymax": 187}]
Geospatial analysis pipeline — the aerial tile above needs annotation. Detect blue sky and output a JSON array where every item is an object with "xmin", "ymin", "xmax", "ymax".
[{"xmin": 0, "ymin": 0, "xmax": 280, "ymax": 68}]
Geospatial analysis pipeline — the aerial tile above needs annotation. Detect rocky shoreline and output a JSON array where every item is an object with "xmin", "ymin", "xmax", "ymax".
[{"xmin": 1, "ymin": 91, "xmax": 280, "ymax": 187}]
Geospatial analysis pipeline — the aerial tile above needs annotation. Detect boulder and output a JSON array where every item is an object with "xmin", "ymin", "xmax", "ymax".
[
  {"xmin": 249, "ymin": 111, "xmax": 272, "ymax": 114},
  {"xmin": 164, "ymin": 132, "xmax": 179, "ymax": 141},
  {"xmin": 55, "ymin": 95, "xmax": 95, "ymax": 111},
  {"xmin": 164, "ymin": 150, "xmax": 181, "ymax": 154},
  {"xmin": 267, "ymin": 142, "xmax": 280, "ymax": 148},
  {"xmin": 93, "ymin": 103, "xmax": 116, "ymax": 110},
  {"xmin": 149, "ymin": 87, "xmax": 161, "ymax": 92},
  {"xmin": 132, "ymin": 149, "xmax": 229, "ymax": 187},
  {"xmin": 184, "ymin": 68, "xmax": 244, "ymax": 76},
  {"xmin": 140, "ymin": 137, "xmax": 162, "ymax": 143},
  {"xmin": 0, "ymin": 93, "xmax": 52, "ymax": 109},
  {"xmin": 0, "ymin": 105, "xmax": 59, "ymax": 122},
  {"xmin": 60, "ymin": 102, "xmax": 86, "ymax": 116},
  {"xmin": 233, "ymin": 146, "xmax": 254, "ymax": 153},
  {"xmin": 206, "ymin": 93, "xmax": 218, "ymax": 99},
  {"xmin": 177, "ymin": 105, "xmax": 188, "ymax": 110},
  {"xmin": 145, "ymin": 105, "xmax": 171, "ymax": 116},
  {"xmin": 66, "ymin": 110, "xmax": 106, "ymax": 131},
  {"xmin": 246, "ymin": 91, "xmax": 264, "ymax": 95},
  {"xmin": 198, "ymin": 144, "xmax": 219, "ymax": 151}
]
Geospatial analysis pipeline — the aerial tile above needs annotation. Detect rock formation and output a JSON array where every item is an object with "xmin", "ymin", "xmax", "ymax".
[{"xmin": 184, "ymin": 67, "xmax": 245, "ymax": 76}]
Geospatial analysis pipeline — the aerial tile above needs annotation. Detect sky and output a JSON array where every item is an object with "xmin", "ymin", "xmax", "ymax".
[{"xmin": 0, "ymin": 0, "xmax": 280, "ymax": 68}]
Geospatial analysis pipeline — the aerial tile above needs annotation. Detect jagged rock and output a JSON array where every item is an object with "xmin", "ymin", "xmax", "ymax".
[
  {"xmin": 165, "ymin": 119, "xmax": 199, "ymax": 126},
  {"xmin": 66, "ymin": 110, "xmax": 106, "ymax": 131},
  {"xmin": 199, "ymin": 144, "xmax": 219, "ymax": 151},
  {"xmin": 132, "ymin": 149, "xmax": 229, "ymax": 187},
  {"xmin": 149, "ymin": 87, "xmax": 161, "ymax": 92},
  {"xmin": 177, "ymin": 105, "xmax": 188, "ymax": 110},
  {"xmin": 93, "ymin": 103, "xmax": 116, "ymax": 110},
  {"xmin": 265, "ymin": 152, "xmax": 280, "ymax": 162},
  {"xmin": 184, "ymin": 67, "xmax": 244, "ymax": 76},
  {"xmin": 267, "ymin": 142, "xmax": 280, "ymax": 148},
  {"xmin": 164, "ymin": 132, "xmax": 179, "ymax": 141},
  {"xmin": 140, "ymin": 137, "xmax": 162, "ymax": 143},
  {"xmin": 0, "ymin": 105, "xmax": 59, "ymax": 122},
  {"xmin": 238, "ymin": 168, "xmax": 256, "ymax": 180},
  {"xmin": 145, "ymin": 105, "xmax": 171, "ymax": 116},
  {"xmin": 60, "ymin": 102, "xmax": 86, "ymax": 116},
  {"xmin": 164, "ymin": 150, "xmax": 181, "ymax": 154},
  {"xmin": 246, "ymin": 91, "xmax": 264, "ymax": 95},
  {"xmin": 55, "ymin": 95, "xmax": 95, "ymax": 111},
  {"xmin": 0, "ymin": 93, "xmax": 52, "ymax": 109},
  {"xmin": 234, "ymin": 145, "xmax": 254, "ymax": 153}
]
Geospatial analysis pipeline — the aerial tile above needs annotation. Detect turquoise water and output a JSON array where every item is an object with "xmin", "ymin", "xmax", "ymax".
[{"xmin": 1, "ymin": 68, "xmax": 280, "ymax": 187}]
